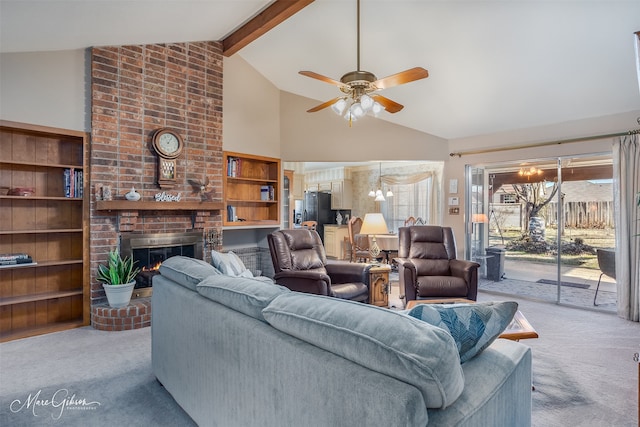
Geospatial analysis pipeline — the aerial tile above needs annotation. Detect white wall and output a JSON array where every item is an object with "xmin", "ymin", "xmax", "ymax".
[
  {"xmin": 279, "ymin": 91, "xmax": 448, "ymax": 161},
  {"xmin": 222, "ymin": 56, "xmax": 280, "ymax": 157},
  {"xmin": 0, "ymin": 49, "xmax": 88, "ymax": 131}
]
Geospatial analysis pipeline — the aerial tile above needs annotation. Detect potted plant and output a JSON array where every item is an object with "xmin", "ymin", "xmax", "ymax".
[{"xmin": 97, "ymin": 249, "xmax": 141, "ymax": 308}]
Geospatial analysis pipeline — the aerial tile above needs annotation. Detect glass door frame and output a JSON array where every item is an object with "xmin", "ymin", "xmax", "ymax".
[{"xmin": 464, "ymin": 152, "xmax": 613, "ymax": 306}]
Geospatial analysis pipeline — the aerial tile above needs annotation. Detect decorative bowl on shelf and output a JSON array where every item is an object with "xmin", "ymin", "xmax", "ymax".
[
  {"xmin": 0, "ymin": 187, "xmax": 9, "ymax": 195},
  {"xmin": 8, "ymin": 187, "xmax": 34, "ymax": 196}
]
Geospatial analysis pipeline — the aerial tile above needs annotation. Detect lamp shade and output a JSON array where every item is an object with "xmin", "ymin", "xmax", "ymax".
[
  {"xmin": 359, "ymin": 213, "xmax": 389, "ymax": 235},
  {"xmin": 471, "ymin": 213, "xmax": 489, "ymax": 223}
]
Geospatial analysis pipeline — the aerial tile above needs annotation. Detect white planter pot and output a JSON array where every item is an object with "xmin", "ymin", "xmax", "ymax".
[{"xmin": 102, "ymin": 281, "xmax": 135, "ymax": 308}]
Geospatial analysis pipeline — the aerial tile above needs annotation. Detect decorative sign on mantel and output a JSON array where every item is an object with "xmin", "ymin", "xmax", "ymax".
[{"xmin": 154, "ymin": 192, "xmax": 182, "ymax": 202}]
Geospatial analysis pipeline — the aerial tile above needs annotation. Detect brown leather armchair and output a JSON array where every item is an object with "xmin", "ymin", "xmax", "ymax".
[
  {"xmin": 396, "ymin": 226, "xmax": 479, "ymax": 302},
  {"xmin": 268, "ymin": 228, "xmax": 371, "ymax": 302}
]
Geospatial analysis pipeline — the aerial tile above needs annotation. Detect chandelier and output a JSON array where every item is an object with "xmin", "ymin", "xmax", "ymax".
[
  {"xmin": 518, "ymin": 166, "xmax": 543, "ymax": 180},
  {"xmin": 368, "ymin": 163, "xmax": 393, "ymax": 201}
]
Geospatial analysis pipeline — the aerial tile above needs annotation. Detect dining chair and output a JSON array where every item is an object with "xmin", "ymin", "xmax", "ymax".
[
  {"xmin": 301, "ymin": 221, "xmax": 317, "ymax": 231},
  {"xmin": 347, "ymin": 217, "xmax": 371, "ymax": 263},
  {"xmin": 404, "ymin": 216, "xmax": 416, "ymax": 226}
]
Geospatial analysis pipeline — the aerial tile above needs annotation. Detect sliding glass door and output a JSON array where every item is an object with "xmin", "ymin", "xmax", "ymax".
[{"xmin": 465, "ymin": 154, "xmax": 615, "ymax": 311}]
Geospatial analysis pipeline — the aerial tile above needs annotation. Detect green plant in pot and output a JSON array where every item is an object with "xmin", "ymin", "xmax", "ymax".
[{"xmin": 97, "ymin": 249, "xmax": 141, "ymax": 308}]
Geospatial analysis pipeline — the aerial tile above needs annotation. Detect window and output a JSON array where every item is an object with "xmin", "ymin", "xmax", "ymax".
[
  {"xmin": 500, "ymin": 193, "xmax": 517, "ymax": 204},
  {"xmin": 380, "ymin": 176, "xmax": 434, "ymax": 232}
]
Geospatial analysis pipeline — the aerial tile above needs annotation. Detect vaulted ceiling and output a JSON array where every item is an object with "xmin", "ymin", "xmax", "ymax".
[{"xmin": 2, "ymin": 0, "xmax": 639, "ymax": 139}]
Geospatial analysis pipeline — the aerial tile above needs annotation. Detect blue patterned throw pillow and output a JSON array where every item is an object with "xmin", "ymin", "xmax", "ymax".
[{"xmin": 406, "ymin": 301, "xmax": 518, "ymax": 363}]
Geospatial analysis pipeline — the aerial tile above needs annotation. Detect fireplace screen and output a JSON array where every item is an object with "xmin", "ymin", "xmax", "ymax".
[{"xmin": 120, "ymin": 231, "xmax": 204, "ymax": 297}]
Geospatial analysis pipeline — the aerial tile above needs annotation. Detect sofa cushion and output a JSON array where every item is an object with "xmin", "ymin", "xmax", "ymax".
[
  {"xmin": 262, "ymin": 292, "xmax": 465, "ymax": 409},
  {"xmin": 158, "ymin": 256, "xmax": 221, "ymax": 291},
  {"xmin": 406, "ymin": 301, "xmax": 518, "ymax": 363},
  {"xmin": 197, "ymin": 274, "xmax": 290, "ymax": 322}
]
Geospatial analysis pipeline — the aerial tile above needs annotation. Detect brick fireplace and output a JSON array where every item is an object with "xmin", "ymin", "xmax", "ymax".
[{"xmin": 89, "ymin": 41, "xmax": 224, "ymax": 330}]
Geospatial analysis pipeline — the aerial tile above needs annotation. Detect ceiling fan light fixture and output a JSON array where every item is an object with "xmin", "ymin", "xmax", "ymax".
[
  {"xmin": 350, "ymin": 102, "xmax": 365, "ymax": 118},
  {"xmin": 360, "ymin": 94, "xmax": 373, "ymax": 110},
  {"xmin": 368, "ymin": 189, "xmax": 376, "ymax": 197},
  {"xmin": 332, "ymin": 98, "xmax": 347, "ymax": 115},
  {"xmin": 374, "ymin": 190, "xmax": 385, "ymax": 202},
  {"xmin": 372, "ymin": 101, "xmax": 383, "ymax": 115},
  {"xmin": 344, "ymin": 110, "xmax": 358, "ymax": 122},
  {"xmin": 386, "ymin": 189, "xmax": 393, "ymax": 197}
]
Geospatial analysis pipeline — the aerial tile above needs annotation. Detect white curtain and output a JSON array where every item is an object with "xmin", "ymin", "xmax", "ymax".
[
  {"xmin": 613, "ymin": 134, "xmax": 640, "ymax": 321},
  {"xmin": 380, "ymin": 172, "xmax": 441, "ymax": 232}
]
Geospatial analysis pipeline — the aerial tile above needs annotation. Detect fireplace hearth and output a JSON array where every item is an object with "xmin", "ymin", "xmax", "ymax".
[{"xmin": 120, "ymin": 231, "xmax": 204, "ymax": 298}]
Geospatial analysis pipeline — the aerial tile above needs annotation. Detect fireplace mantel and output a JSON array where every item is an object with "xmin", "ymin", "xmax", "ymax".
[
  {"xmin": 95, "ymin": 200, "xmax": 223, "ymax": 211},
  {"xmin": 95, "ymin": 200, "xmax": 223, "ymax": 232}
]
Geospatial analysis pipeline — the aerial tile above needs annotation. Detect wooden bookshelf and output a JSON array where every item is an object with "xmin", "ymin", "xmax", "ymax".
[
  {"xmin": 223, "ymin": 151, "xmax": 281, "ymax": 227},
  {"xmin": 0, "ymin": 120, "xmax": 90, "ymax": 342}
]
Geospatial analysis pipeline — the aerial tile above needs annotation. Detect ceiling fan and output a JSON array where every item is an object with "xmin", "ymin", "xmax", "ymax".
[{"xmin": 299, "ymin": 0, "xmax": 429, "ymax": 124}]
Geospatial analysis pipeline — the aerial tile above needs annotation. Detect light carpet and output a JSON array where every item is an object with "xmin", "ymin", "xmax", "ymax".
[{"xmin": 1, "ymin": 287, "xmax": 638, "ymax": 426}]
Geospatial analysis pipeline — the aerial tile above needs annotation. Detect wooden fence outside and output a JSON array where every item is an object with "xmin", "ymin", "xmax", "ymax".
[
  {"xmin": 546, "ymin": 201, "xmax": 614, "ymax": 228},
  {"xmin": 490, "ymin": 201, "xmax": 614, "ymax": 230}
]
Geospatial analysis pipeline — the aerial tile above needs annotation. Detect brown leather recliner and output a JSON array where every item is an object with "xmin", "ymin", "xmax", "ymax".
[
  {"xmin": 268, "ymin": 229, "xmax": 371, "ymax": 302},
  {"xmin": 396, "ymin": 226, "xmax": 479, "ymax": 302}
]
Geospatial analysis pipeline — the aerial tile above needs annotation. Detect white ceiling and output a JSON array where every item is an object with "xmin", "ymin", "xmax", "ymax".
[{"xmin": 2, "ymin": 0, "xmax": 639, "ymax": 139}]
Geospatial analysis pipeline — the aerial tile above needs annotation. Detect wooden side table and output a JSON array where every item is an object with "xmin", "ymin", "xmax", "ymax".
[{"xmin": 369, "ymin": 264, "xmax": 391, "ymax": 307}]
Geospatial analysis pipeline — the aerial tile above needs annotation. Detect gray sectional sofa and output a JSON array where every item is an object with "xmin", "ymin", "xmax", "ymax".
[{"xmin": 152, "ymin": 256, "xmax": 532, "ymax": 427}]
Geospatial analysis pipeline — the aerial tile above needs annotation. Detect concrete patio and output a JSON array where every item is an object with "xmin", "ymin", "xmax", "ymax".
[{"xmin": 477, "ymin": 259, "xmax": 617, "ymax": 313}]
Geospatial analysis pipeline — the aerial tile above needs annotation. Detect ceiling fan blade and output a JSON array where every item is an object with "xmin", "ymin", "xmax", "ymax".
[
  {"xmin": 307, "ymin": 97, "xmax": 344, "ymax": 113},
  {"xmin": 372, "ymin": 67, "xmax": 429, "ymax": 90},
  {"xmin": 299, "ymin": 71, "xmax": 344, "ymax": 87},
  {"xmin": 371, "ymin": 95, "xmax": 404, "ymax": 114}
]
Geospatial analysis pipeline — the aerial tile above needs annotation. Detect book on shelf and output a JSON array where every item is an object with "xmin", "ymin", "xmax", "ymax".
[
  {"xmin": 227, "ymin": 205, "xmax": 237, "ymax": 222},
  {"xmin": 261, "ymin": 186, "xmax": 269, "ymax": 201},
  {"xmin": 227, "ymin": 157, "xmax": 242, "ymax": 178},
  {"xmin": 63, "ymin": 168, "xmax": 83, "ymax": 198},
  {"xmin": 0, "ymin": 257, "xmax": 33, "ymax": 265},
  {"xmin": 0, "ymin": 253, "xmax": 31, "ymax": 261}
]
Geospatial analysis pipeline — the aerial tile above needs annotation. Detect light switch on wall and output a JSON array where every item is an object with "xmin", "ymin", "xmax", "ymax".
[{"xmin": 449, "ymin": 179, "xmax": 458, "ymax": 194}]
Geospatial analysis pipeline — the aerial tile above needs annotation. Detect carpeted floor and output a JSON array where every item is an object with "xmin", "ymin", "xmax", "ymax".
[{"xmin": 1, "ymin": 287, "xmax": 638, "ymax": 426}]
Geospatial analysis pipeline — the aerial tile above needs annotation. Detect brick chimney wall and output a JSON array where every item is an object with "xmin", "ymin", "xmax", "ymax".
[{"xmin": 90, "ymin": 41, "xmax": 223, "ymax": 306}]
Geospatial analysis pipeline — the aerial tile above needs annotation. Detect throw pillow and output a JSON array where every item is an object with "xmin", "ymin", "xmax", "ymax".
[
  {"xmin": 406, "ymin": 301, "xmax": 518, "ymax": 363},
  {"xmin": 211, "ymin": 250, "xmax": 253, "ymax": 278}
]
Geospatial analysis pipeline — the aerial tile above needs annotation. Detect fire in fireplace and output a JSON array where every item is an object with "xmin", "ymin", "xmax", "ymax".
[{"xmin": 120, "ymin": 231, "xmax": 204, "ymax": 298}]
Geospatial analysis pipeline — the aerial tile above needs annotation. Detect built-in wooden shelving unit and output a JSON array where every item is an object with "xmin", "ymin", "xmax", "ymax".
[
  {"xmin": 223, "ymin": 151, "xmax": 281, "ymax": 227},
  {"xmin": 0, "ymin": 120, "xmax": 90, "ymax": 342}
]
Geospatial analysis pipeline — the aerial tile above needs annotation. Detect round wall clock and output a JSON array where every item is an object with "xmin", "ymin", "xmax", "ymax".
[
  {"xmin": 152, "ymin": 128, "xmax": 184, "ymax": 189},
  {"xmin": 152, "ymin": 128, "xmax": 184, "ymax": 159}
]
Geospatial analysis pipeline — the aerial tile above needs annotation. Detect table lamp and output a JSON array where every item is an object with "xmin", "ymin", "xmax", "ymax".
[{"xmin": 359, "ymin": 213, "xmax": 389, "ymax": 259}]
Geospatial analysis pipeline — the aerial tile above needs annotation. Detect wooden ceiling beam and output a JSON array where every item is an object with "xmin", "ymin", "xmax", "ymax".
[{"xmin": 222, "ymin": 0, "xmax": 315, "ymax": 57}]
